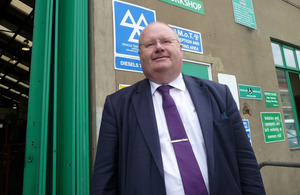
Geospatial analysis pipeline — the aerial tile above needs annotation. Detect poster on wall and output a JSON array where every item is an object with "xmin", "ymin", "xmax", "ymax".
[
  {"xmin": 260, "ymin": 112, "xmax": 285, "ymax": 143},
  {"xmin": 232, "ymin": 0, "xmax": 257, "ymax": 29},
  {"xmin": 238, "ymin": 84, "xmax": 262, "ymax": 100},
  {"xmin": 264, "ymin": 91, "xmax": 279, "ymax": 107},
  {"xmin": 218, "ymin": 73, "xmax": 239, "ymax": 110},
  {"xmin": 113, "ymin": 0, "xmax": 156, "ymax": 72}
]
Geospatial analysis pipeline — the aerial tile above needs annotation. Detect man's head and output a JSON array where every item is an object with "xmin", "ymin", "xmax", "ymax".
[{"xmin": 138, "ymin": 22, "xmax": 183, "ymax": 84}]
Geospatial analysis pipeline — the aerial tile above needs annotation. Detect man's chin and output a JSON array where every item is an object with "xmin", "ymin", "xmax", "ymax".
[
  {"xmin": 152, "ymin": 60, "xmax": 171, "ymax": 69},
  {"xmin": 153, "ymin": 65, "xmax": 171, "ymax": 73}
]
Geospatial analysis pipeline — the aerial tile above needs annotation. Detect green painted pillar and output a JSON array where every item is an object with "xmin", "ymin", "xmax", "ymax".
[{"xmin": 23, "ymin": 0, "xmax": 90, "ymax": 194}]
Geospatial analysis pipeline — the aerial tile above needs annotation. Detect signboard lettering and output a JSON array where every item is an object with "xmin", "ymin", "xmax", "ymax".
[
  {"xmin": 261, "ymin": 112, "xmax": 285, "ymax": 143},
  {"xmin": 170, "ymin": 25, "xmax": 203, "ymax": 54},
  {"xmin": 160, "ymin": 0, "xmax": 204, "ymax": 15},
  {"xmin": 232, "ymin": 0, "xmax": 257, "ymax": 29},
  {"xmin": 239, "ymin": 84, "xmax": 262, "ymax": 100},
  {"xmin": 264, "ymin": 91, "xmax": 279, "ymax": 107}
]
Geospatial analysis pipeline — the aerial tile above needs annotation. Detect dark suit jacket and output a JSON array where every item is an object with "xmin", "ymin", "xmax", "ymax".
[{"xmin": 91, "ymin": 74, "xmax": 265, "ymax": 195}]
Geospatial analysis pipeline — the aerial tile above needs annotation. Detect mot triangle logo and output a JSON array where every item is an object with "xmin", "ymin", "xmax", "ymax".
[{"xmin": 120, "ymin": 10, "xmax": 148, "ymax": 43}]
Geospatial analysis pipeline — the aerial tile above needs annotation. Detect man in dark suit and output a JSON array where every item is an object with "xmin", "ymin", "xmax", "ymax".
[{"xmin": 91, "ymin": 22, "xmax": 265, "ymax": 195}]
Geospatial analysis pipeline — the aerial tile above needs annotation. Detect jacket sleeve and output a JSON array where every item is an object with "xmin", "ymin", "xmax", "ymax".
[
  {"xmin": 225, "ymin": 85, "xmax": 266, "ymax": 195},
  {"xmin": 91, "ymin": 96, "xmax": 119, "ymax": 195}
]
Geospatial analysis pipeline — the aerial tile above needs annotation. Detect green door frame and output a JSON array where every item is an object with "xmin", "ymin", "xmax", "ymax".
[
  {"xmin": 272, "ymin": 40, "xmax": 300, "ymax": 148},
  {"xmin": 23, "ymin": 0, "xmax": 90, "ymax": 194},
  {"xmin": 276, "ymin": 68, "xmax": 300, "ymax": 148},
  {"xmin": 285, "ymin": 70, "xmax": 300, "ymax": 148}
]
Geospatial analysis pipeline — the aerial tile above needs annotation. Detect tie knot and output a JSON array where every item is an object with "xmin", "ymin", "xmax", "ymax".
[{"xmin": 157, "ymin": 85, "xmax": 171, "ymax": 95}]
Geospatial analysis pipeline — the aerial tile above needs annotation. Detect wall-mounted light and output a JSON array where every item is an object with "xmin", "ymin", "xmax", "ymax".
[{"xmin": 22, "ymin": 39, "xmax": 30, "ymax": 51}]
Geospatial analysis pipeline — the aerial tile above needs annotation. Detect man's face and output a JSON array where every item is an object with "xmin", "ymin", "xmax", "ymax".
[{"xmin": 138, "ymin": 23, "xmax": 183, "ymax": 84}]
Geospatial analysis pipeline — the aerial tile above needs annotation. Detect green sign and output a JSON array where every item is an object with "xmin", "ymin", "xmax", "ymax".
[
  {"xmin": 261, "ymin": 112, "xmax": 285, "ymax": 143},
  {"xmin": 160, "ymin": 0, "xmax": 204, "ymax": 15},
  {"xmin": 239, "ymin": 84, "xmax": 262, "ymax": 100},
  {"xmin": 232, "ymin": 0, "xmax": 257, "ymax": 29},
  {"xmin": 264, "ymin": 91, "xmax": 279, "ymax": 107}
]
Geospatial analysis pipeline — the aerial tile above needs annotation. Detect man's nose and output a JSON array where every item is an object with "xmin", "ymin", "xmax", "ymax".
[{"xmin": 154, "ymin": 41, "xmax": 165, "ymax": 51}]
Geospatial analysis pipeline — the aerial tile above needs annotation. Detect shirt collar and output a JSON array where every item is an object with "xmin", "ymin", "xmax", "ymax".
[{"xmin": 150, "ymin": 73, "xmax": 186, "ymax": 95}]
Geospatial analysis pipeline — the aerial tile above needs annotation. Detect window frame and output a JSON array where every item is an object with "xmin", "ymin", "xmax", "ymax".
[{"xmin": 272, "ymin": 41, "xmax": 300, "ymax": 148}]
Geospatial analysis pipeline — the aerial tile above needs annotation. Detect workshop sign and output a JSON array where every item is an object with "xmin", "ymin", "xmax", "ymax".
[
  {"xmin": 239, "ymin": 84, "xmax": 262, "ymax": 100},
  {"xmin": 160, "ymin": 0, "xmax": 204, "ymax": 15},
  {"xmin": 261, "ymin": 112, "xmax": 285, "ymax": 143},
  {"xmin": 232, "ymin": 0, "xmax": 257, "ymax": 29},
  {"xmin": 264, "ymin": 91, "xmax": 279, "ymax": 107},
  {"xmin": 170, "ymin": 25, "xmax": 203, "ymax": 54}
]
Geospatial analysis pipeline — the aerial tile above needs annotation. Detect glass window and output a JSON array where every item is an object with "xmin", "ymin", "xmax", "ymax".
[
  {"xmin": 271, "ymin": 43, "xmax": 284, "ymax": 66},
  {"xmin": 296, "ymin": 50, "xmax": 300, "ymax": 68},
  {"xmin": 276, "ymin": 69, "xmax": 299, "ymax": 146},
  {"xmin": 283, "ymin": 47, "xmax": 297, "ymax": 68}
]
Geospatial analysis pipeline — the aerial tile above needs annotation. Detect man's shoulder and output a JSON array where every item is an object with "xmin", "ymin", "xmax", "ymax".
[
  {"xmin": 183, "ymin": 74, "xmax": 226, "ymax": 90},
  {"xmin": 108, "ymin": 78, "xmax": 149, "ymax": 99}
]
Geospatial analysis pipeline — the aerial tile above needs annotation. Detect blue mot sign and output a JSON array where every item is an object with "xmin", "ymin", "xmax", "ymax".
[
  {"xmin": 170, "ymin": 25, "xmax": 203, "ymax": 54},
  {"xmin": 113, "ymin": 0, "xmax": 156, "ymax": 58}
]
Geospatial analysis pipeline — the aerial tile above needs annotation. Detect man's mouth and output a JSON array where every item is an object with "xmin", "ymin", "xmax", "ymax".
[{"xmin": 152, "ymin": 56, "xmax": 169, "ymax": 60}]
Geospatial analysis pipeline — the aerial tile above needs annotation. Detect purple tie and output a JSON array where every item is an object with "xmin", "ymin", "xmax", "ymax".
[{"xmin": 157, "ymin": 85, "xmax": 208, "ymax": 195}]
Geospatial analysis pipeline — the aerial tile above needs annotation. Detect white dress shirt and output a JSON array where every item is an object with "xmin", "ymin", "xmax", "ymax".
[{"xmin": 150, "ymin": 73, "xmax": 209, "ymax": 195}]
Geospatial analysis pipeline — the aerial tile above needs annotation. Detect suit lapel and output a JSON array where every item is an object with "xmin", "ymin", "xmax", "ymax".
[
  {"xmin": 132, "ymin": 79, "xmax": 164, "ymax": 178},
  {"xmin": 183, "ymin": 75, "xmax": 215, "ymax": 182}
]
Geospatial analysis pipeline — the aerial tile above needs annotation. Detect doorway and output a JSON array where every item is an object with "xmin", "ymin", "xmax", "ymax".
[
  {"xmin": 288, "ymin": 72, "xmax": 300, "ymax": 145},
  {"xmin": 276, "ymin": 69, "xmax": 300, "ymax": 147},
  {"xmin": 0, "ymin": 0, "xmax": 34, "ymax": 194}
]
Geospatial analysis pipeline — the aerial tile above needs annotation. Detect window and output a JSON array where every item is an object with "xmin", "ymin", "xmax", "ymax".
[
  {"xmin": 271, "ymin": 41, "xmax": 300, "ymax": 148},
  {"xmin": 296, "ymin": 50, "xmax": 300, "ymax": 66},
  {"xmin": 283, "ymin": 47, "xmax": 297, "ymax": 68},
  {"xmin": 271, "ymin": 42, "xmax": 284, "ymax": 66}
]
